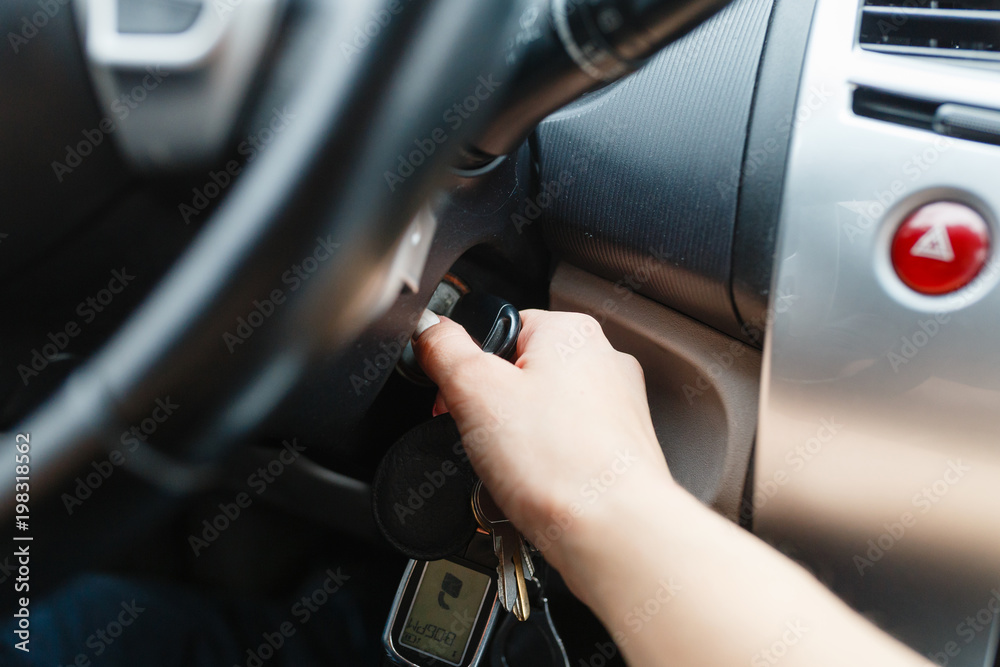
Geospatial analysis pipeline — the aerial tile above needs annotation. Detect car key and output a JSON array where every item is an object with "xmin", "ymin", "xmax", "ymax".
[
  {"xmin": 396, "ymin": 281, "xmax": 522, "ymax": 385},
  {"xmin": 472, "ymin": 480, "xmax": 534, "ymax": 621}
]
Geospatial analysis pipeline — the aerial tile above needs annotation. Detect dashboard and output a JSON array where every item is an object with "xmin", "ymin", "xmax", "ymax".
[{"xmin": 2, "ymin": 0, "xmax": 999, "ymax": 663}]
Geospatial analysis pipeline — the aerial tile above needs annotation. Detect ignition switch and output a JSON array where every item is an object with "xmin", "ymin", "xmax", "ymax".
[{"xmin": 396, "ymin": 276, "xmax": 522, "ymax": 384}]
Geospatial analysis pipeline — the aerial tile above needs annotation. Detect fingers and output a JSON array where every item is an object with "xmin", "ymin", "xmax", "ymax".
[
  {"xmin": 514, "ymin": 309, "xmax": 552, "ymax": 359},
  {"xmin": 412, "ymin": 314, "xmax": 515, "ymax": 399},
  {"xmin": 413, "ymin": 308, "xmax": 622, "ymax": 418},
  {"xmin": 413, "ymin": 308, "xmax": 441, "ymax": 339},
  {"xmin": 515, "ymin": 309, "xmax": 614, "ymax": 367},
  {"xmin": 431, "ymin": 391, "xmax": 449, "ymax": 417}
]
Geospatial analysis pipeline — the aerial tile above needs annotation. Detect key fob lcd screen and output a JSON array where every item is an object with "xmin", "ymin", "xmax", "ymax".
[
  {"xmin": 384, "ymin": 555, "xmax": 499, "ymax": 667},
  {"xmin": 400, "ymin": 560, "xmax": 491, "ymax": 664}
]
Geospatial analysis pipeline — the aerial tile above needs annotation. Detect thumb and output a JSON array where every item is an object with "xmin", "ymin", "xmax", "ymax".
[{"xmin": 411, "ymin": 311, "xmax": 513, "ymax": 398}]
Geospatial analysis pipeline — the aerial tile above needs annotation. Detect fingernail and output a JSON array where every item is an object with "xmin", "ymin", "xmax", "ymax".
[{"xmin": 412, "ymin": 309, "xmax": 440, "ymax": 341}]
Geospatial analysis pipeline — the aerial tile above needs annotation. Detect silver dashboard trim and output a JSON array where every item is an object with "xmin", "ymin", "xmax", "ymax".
[{"xmin": 757, "ymin": 0, "xmax": 1000, "ymax": 665}]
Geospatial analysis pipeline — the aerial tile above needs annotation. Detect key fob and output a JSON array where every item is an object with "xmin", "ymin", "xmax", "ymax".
[
  {"xmin": 382, "ymin": 543, "xmax": 501, "ymax": 667},
  {"xmin": 372, "ymin": 415, "xmax": 479, "ymax": 561},
  {"xmin": 449, "ymin": 292, "xmax": 521, "ymax": 359}
]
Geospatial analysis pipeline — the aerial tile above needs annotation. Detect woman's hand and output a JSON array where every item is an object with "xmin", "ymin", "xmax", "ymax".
[{"xmin": 412, "ymin": 309, "xmax": 673, "ymax": 567}]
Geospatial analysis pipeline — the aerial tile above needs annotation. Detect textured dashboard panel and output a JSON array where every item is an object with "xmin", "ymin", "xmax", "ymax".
[{"xmin": 536, "ymin": 0, "xmax": 774, "ymax": 339}]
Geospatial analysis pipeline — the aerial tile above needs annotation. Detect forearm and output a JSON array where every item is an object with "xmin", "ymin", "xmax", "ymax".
[
  {"xmin": 546, "ymin": 471, "xmax": 932, "ymax": 667},
  {"xmin": 413, "ymin": 311, "xmax": 931, "ymax": 666}
]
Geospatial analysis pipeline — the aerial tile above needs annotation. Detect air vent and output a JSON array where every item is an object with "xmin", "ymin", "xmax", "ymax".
[
  {"xmin": 859, "ymin": 1, "xmax": 1000, "ymax": 61},
  {"xmin": 853, "ymin": 86, "xmax": 1000, "ymax": 147}
]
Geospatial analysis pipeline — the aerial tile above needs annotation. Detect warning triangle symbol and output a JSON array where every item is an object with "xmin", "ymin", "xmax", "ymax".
[{"xmin": 910, "ymin": 224, "xmax": 955, "ymax": 263}]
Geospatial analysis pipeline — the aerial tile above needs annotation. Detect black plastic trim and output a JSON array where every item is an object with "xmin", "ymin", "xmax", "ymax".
[
  {"xmin": 852, "ymin": 86, "xmax": 939, "ymax": 131},
  {"xmin": 730, "ymin": 0, "xmax": 821, "ymax": 347}
]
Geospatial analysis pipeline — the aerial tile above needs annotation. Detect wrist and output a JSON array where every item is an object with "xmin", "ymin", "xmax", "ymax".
[{"xmin": 536, "ymin": 464, "xmax": 685, "ymax": 606}]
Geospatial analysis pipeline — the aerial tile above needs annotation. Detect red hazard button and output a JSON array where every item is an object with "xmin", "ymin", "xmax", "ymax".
[{"xmin": 891, "ymin": 201, "xmax": 991, "ymax": 295}]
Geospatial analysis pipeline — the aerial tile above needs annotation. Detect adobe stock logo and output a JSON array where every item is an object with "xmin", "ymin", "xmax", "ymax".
[
  {"xmin": 61, "ymin": 397, "xmax": 180, "ymax": 514},
  {"xmin": 178, "ymin": 106, "xmax": 296, "ymax": 225},
  {"xmin": 853, "ymin": 459, "xmax": 970, "ymax": 576},
  {"xmin": 51, "ymin": 68, "xmax": 170, "ymax": 182},
  {"xmin": 338, "ymin": 0, "xmax": 413, "ymax": 61},
  {"xmin": 392, "ymin": 460, "xmax": 461, "ymax": 524},
  {"xmin": 750, "ymin": 620, "xmax": 808, "ymax": 667},
  {"xmin": 7, "ymin": 0, "xmax": 70, "ymax": 54},
  {"xmin": 188, "ymin": 439, "xmax": 306, "ymax": 556},
  {"xmin": 383, "ymin": 74, "xmax": 502, "ymax": 192},
  {"xmin": 222, "ymin": 235, "xmax": 339, "ymax": 353},
  {"xmin": 16, "ymin": 268, "xmax": 136, "ymax": 386}
]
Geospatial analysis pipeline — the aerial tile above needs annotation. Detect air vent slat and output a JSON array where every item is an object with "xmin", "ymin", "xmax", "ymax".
[
  {"xmin": 865, "ymin": 1, "xmax": 1000, "ymax": 8},
  {"xmin": 860, "ymin": 1, "xmax": 1000, "ymax": 61}
]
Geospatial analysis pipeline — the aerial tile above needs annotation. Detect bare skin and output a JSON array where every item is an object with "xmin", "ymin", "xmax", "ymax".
[{"xmin": 413, "ymin": 309, "xmax": 932, "ymax": 667}]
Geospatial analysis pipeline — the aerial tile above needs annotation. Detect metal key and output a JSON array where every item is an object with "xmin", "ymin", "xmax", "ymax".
[{"xmin": 472, "ymin": 480, "xmax": 534, "ymax": 621}]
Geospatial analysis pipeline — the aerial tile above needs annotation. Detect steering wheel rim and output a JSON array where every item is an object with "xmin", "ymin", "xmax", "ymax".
[{"xmin": 2, "ymin": 0, "xmax": 519, "ymax": 596}]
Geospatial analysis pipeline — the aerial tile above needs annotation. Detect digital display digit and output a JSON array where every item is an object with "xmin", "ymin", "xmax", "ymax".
[{"xmin": 399, "ymin": 559, "xmax": 491, "ymax": 665}]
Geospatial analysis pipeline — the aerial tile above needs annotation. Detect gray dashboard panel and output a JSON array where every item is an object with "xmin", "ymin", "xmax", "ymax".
[
  {"xmin": 757, "ymin": 1, "xmax": 1000, "ymax": 664},
  {"xmin": 536, "ymin": 0, "xmax": 775, "ymax": 340}
]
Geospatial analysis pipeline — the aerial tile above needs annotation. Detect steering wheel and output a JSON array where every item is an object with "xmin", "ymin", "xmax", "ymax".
[
  {"xmin": 1, "ymin": 0, "xmax": 520, "ymax": 597},
  {"xmin": 2, "ymin": 0, "xmax": 738, "ymax": 604}
]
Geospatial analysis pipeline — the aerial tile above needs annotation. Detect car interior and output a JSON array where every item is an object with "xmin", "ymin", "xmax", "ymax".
[{"xmin": 3, "ymin": 0, "xmax": 1000, "ymax": 664}]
